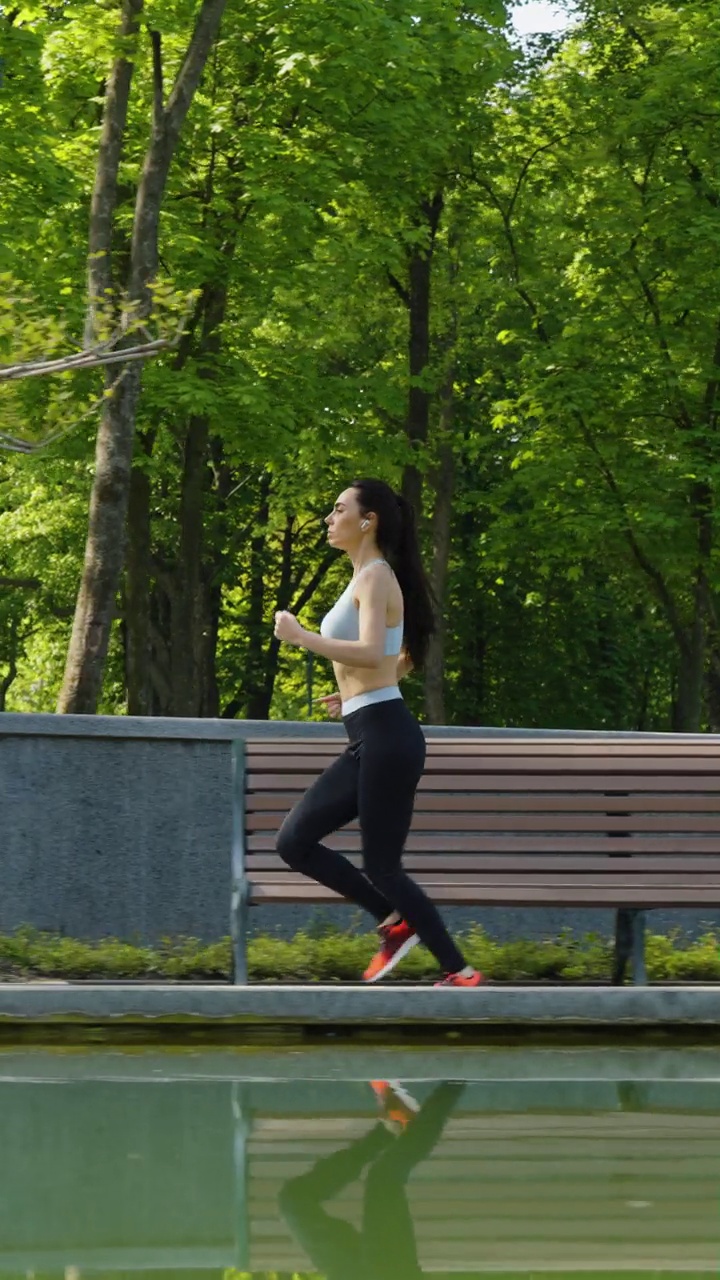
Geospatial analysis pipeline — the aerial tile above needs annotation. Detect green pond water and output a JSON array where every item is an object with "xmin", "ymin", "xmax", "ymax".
[{"xmin": 0, "ymin": 1045, "xmax": 717, "ymax": 1279}]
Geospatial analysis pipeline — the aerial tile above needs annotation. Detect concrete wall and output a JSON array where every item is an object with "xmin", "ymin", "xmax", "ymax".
[
  {"xmin": 1, "ymin": 712, "xmax": 719, "ymax": 944},
  {"xmin": 0, "ymin": 1078, "xmax": 236, "ymax": 1258}
]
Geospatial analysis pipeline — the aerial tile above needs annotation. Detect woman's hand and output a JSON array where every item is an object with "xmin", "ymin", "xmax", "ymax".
[
  {"xmin": 274, "ymin": 611, "xmax": 306, "ymax": 646},
  {"xmin": 315, "ymin": 692, "xmax": 342, "ymax": 719}
]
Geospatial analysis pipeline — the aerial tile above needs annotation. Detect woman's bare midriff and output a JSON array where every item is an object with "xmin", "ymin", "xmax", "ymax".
[{"xmin": 332, "ymin": 652, "xmax": 401, "ymax": 705}]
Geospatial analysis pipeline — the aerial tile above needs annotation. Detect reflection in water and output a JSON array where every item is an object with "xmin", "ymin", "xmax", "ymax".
[
  {"xmin": 279, "ymin": 1081, "xmax": 464, "ymax": 1280},
  {"xmin": 0, "ymin": 1051, "xmax": 717, "ymax": 1277}
]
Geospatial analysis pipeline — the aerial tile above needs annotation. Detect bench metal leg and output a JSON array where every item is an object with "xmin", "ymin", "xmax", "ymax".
[
  {"xmin": 612, "ymin": 908, "xmax": 633, "ymax": 984},
  {"xmin": 617, "ymin": 1080, "xmax": 650, "ymax": 1111},
  {"xmin": 630, "ymin": 909, "xmax": 648, "ymax": 985},
  {"xmin": 613, "ymin": 908, "xmax": 648, "ymax": 985},
  {"xmin": 231, "ymin": 739, "xmax": 249, "ymax": 985},
  {"xmin": 232, "ymin": 1082, "xmax": 252, "ymax": 1270},
  {"xmin": 232, "ymin": 885, "xmax": 249, "ymax": 985}
]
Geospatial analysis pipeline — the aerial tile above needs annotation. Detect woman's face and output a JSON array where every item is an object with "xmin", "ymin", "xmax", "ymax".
[{"xmin": 325, "ymin": 487, "xmax": 368, "ymax": 549}]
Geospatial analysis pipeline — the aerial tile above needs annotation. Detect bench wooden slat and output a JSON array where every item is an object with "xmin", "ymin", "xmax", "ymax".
[
  {"xmin": 247, "ymin": 881, "xmax": 720, "ymax": 905},
  {"xmin": 244, "ymin": 853, "xmax": 720, "ymax": 874},
  {"xmin": 247, "ymin": 833, "xmax": 720, "ymax": 854},
  {"xmin": 247, "ymin": 772, "xmax": 720, "ymax": 792},
  {"xmin": 247, "ymin": 811, "xmax": 720, "ymax": 832},
  {"xmin": 246, "ymin": 753, "xmax": 720, "ymax": 774},
  {"xmin": 251, "ymin": 873, "xmax": 720, "ymax": 889},
  {"xmin": 245, "ymin": 791, "xmax": 720, "ymax": 812},
  {"xmin": 245, "ymin": 739, "xmax": 720, "ymax": 755}
]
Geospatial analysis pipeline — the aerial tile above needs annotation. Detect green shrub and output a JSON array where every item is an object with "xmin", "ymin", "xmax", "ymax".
[{"xmin": 0, "ymin": 925, "xmax": 716, "ymax": 983}]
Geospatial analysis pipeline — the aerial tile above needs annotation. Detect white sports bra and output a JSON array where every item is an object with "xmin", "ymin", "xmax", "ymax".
[{"xmin": 320, "ymin": 558, "xmax": 404, "ymax": 657}]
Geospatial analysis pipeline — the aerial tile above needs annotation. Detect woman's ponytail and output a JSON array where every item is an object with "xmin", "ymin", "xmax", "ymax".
[{"xmin": 351, "ymin": 479, "xmax": 436, "ymax": 670}]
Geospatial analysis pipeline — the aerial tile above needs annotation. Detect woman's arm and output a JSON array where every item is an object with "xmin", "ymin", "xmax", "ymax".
[
  {"xmin": 274, "ymin": 567, "xmax": 389, "ymax": 669},
  {"xmin": 396, "ymin": 648, "xmax": 413, "ymax": 681}
]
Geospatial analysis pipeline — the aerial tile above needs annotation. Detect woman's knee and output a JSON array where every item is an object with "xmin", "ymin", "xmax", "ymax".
[{"xmin": 276, "ymin": 815, "xmax": 307, "ymax": 868}]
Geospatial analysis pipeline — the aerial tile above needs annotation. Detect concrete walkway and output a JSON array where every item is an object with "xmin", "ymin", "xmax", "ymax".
[{"xmin": 0, "ymin": 982, "xmax": 717, "ymax": 1033}]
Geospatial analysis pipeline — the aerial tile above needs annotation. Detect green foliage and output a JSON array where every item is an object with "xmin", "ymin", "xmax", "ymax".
[
  {"xmin": 2, "ymin": 0, "xmax": 720, "ymax": 729},
  {"xmin": 0, "ymin": 924, "xmax": 717, "ymax": 983}
]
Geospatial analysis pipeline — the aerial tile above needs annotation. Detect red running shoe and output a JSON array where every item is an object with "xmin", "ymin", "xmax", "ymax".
[
  {"xmin": 370, "ymin": 1079, "xmax": 420, "ymax": 1133},
  {"xmin": 434, "ymin": 969, "xmax": 485, "ymax": 988},
  {"xmin": 363, "ymin": 920, "xmax": 419, "ymax": 983}
]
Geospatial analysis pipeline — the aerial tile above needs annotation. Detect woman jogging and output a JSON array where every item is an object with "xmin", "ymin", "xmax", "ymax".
[
  {"xmin": 278, "ymin": 1080, "xmax": 466, "ymax": 1279},
  {"xmin": 273, "ymin": 477, "xmax": 482, "ymax": 987}
]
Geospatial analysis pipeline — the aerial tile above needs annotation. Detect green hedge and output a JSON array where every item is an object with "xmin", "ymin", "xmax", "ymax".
[{"xmin": 0, "ymin": 924, "xmax": 718, "ymax": 982}]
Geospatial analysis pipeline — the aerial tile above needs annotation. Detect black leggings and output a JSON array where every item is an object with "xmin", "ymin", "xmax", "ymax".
[
  {"xmin": 276, "ymin": 698, "xmax": 466, "ymax": 974},
  {"xmin": 278, "ymin": 1082, "xmax": 466, "ymax": 1280}
]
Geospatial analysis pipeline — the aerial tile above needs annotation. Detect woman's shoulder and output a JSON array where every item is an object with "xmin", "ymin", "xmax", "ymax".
[{"xmin": 353, "ymin": 559, "xmax": 394, "ymax": 591}]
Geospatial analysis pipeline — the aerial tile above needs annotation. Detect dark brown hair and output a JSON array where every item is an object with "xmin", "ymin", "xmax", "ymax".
[{"xmin": 351, "ymin": 477, "xmax": 436, "ymax": 670}]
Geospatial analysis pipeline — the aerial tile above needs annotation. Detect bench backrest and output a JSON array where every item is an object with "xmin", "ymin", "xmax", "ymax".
[{"xmin": 242, "ymin": 737, "xmax": 720, "ymax": 869}]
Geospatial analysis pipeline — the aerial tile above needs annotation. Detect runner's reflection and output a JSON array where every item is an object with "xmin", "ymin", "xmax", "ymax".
[{"xmin": 279, "ymin": 1080, "xmax": 464, "ymax": 1280}]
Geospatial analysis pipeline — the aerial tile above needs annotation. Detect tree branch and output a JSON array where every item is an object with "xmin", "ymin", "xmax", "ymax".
[
  {"xmin": 702, "ymin": 315, "xmax": 720, "ymax": 429},
  {"xmin": 0, "ymin": 576, "xmax": 40, "ymax": 589},
  {"xmin": 0, "ymin": 578, "xmax": 73, "ymax": 619},
  {"xmin": 387, "ymin": 269, "xmax": 410, "ymax": 308},
  {"xmin": 470, "ymin": 170, "xmax": 551, "ymax": 341},
  {"xmin": 129, "ymin": 0, "xmax": 228, "ymax": 302},
  {"xmin": 627, "ymin": 256, "xmax": 694, "ymax": 431},
  {"xmin": 574, "ymin": 414, "xmax": 689, "ymax": 652},
  {"xmin": 0, "ymin": 366, "xmax": 132, "ymax": 453},
  {"xmin": 505, "ymin": 134, "xmax": 578, "ymax": 223},
  {"xmin": 681, "ymin": 147, "xmax": 720, "ymax": 209},
  {"xmin": 0, "ymin": 304, "xmax": 193, "ymax": 453},
  {"xmin": 0, "ymin": 335, "xmax": 170, "ymax": 382},
  {"xmin": 291, "ymin": 551, "xmax": 336, "ymax": 616},
  {"xmin": 150, "ymin": 28, "xmax": 163, "ymax": 124}
]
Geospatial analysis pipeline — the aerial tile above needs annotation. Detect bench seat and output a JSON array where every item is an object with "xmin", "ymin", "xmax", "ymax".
[{"xmin": 230, "ymin": 736, "xmax": 720, "ymax": 984}]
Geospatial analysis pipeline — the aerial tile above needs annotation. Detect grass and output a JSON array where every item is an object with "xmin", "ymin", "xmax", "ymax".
[{"xmin": 0, "ymin": 923, "xmax": 718, "ymax": 983}]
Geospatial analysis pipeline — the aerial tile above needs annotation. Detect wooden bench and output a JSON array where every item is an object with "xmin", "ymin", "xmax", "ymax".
[{"xmin": 230, "ymin": 736, "xmax": 720, "ymax": 985}]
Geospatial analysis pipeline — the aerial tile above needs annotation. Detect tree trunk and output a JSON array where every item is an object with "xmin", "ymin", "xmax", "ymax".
[
  {"xmin": 168, "ymin": 261, "xmax": 234, "ymax": 716},
  {"xmin": 672, "ymin": 612, "xmax": 705, "ymax": 731},
  {"xmin": 57, "ymin": 0, "xmax": 143, "ymax": 713},
  {"xmin": 125, "ymin": 440, "xmax": 153, "ymax": 714},
  {"xmin": 203, "ymin": 577, "xmax": 222, "ymax": 718},
  {"xmin": 58, "ymin": 361, "xmax": 144, "ymax": 711},
  {"xmin": 671, "ymin": 495, "xmax": 712, "ymax": 732},
  {"xmin": 0, "ymin": 618, "xmax": 18, "ymax": 712},
  {"xmin": 425, "ymin": 377, "xmax": 456, "ymax": 725},
  {"xmin": 398, "ymin": 192, "xmax": 444, "ymax": 518},
  {"xmin": 249, "ymin": 512, "xmax": 295, "ymax": 720},
  {"xmin": 706, "ymin": 663, "xmax": 720, "ymax": 732},
  {"xmin": 234, "ymin": 474, "xmax": 272, "ymax": 718},
  {"xmin": 169, "ymin": 413, "xmax": 211, "ymax": 716},
  {"xmin": 58, "ymin": 0, "xmax": 228, "ymax": 714},
  {"xmin": 83, "ymin": 0, "xmax": 144, "ymax": 348},
  {"xmin": 148, "ymin": 572, "xmax": 173, "ymax": 715}
]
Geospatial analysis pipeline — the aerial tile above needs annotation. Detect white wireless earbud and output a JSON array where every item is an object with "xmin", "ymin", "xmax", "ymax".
[{"xmin": 361, "ymin": 519, "xmax": 370, "ymax": 530}]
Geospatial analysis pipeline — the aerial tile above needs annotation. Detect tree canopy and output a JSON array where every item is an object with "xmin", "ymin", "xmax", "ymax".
[{"xmin": 1, "ymin": 0, "xmax": 718, "ymax": 730}]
